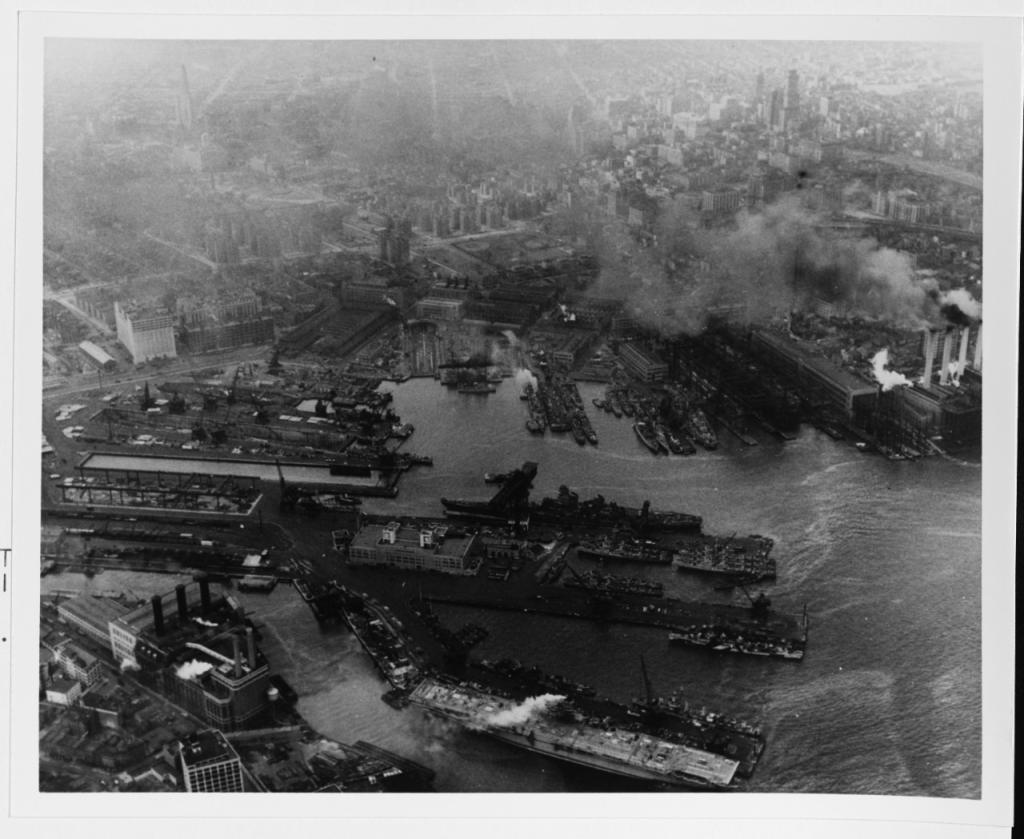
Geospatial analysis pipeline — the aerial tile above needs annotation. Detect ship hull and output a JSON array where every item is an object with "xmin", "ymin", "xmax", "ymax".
[{"xmin": 475, "ymin": 726, "xmax": 726, "ymax": 790}]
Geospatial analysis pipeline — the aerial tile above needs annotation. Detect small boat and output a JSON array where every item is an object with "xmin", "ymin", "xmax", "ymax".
[{"xmin": 633, "ymin": 421, "xmax": 661, "ymax": 454}]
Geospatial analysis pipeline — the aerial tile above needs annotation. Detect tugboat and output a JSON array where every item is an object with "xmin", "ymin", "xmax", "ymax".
[
  {"xmin": 687, "ymin": 408, "xmax": 719, "ymax": 450},
  {"xmin": 606, "ymin": 393, "xmax": 623, "ymax": 418},
  {"xmin": 633, "ymin": 421, "xmax": 662, "ymax": 454},
  {"xmin": 666, "ymin": 429, "xmax": 697, "ymax": 456},
  {"xmin": 571, "ymin": 418, "xmax": 588, "ymax": 446}
]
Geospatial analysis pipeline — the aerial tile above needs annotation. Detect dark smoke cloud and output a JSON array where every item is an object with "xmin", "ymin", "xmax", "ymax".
[{"xmin": 583, "ymin": 194, "xmax": 947, "ymax": 336}]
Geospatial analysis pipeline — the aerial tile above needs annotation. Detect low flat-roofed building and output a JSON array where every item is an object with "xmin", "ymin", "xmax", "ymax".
[
  {"xmin": 78, "ymin": 340, "xmax": 117, "ymax": 371},
  {"xmin": 46, "ymin": 677, "xmax": 83, "ymax": 707},
  {"xmin": 179, "ymin": 729, "xmax": 245, "ymax": 792},
  {"xmin": 415, "ymin": 297, "xmax": 465, "ymax": 321},
  {"xmin": 57, "ymin": 595, "xmax": 131, "ymax": 649},
  {"xmin": 348, "ymin": 521, "xmax": 478, "ymax": 575}
]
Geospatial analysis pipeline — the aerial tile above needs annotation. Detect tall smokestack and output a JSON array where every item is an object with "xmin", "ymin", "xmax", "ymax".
[
  {"xmin": 939, "ymin": 329, "xmax": 953, "ymax": 385},
  {"xmin": 150, "ymin": 594, "xmax": 165, "ymax": 636},
  {"xmin": 175, "ymin": 584, "xmax": 189, "ymax": 622},
  {"xmin": 958, "ymin": 327, "xmax": 970, "ymax": 373},
  {"xmin": 197, "ymin": 576, "xmax": 211, "ymax": 615},
  {"xmin": 232, "ymin": 633, "xmax": 243, "ymax": 678},
  {"xmin": 246, "ymin": 626, "xmax": 257, "ymax": 669},
  {"xmin": 973, "ymin": 324, "xmax": 982, "ymax": 370},
  {"xmin": 922, "ymin": 329, "xmax": 936, "ymax": 389}
]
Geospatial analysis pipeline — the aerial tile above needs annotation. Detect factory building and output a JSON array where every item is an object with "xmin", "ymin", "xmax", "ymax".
[
  {"xmin": 348, "ymin": 522, "xmax": 478, "ymax": 575},
  {"xmin": 63, "ymin": 580, "xmax": 274, "ymax": 730},
  {"xmin": 177, "ymin": 291, "xmax": 276, "ymax": 353},
  {"xmin": 700, "ymin": 189, "xmax": 741, "ymax": 215},
  {"xmin": 750, "ymin": 331, "xmax": 877, "ymax": 422},
  {"xmin": 78, "ymin": 340, "xmax": 117, "ymax": 371},
  {"xmin": 178, "ymin": 730, "xmax": 245, "ymax": 792},
  {"xmin": 114, "ymin": 301, "xmax": 177, "ymax": 365},
  {"xmin": 415, "ymin": 297, "xmax": 465, "ymax": 321},
  {"xmin": 619, "ymin": 342, "xmax": 669, "ymax": 383},
  {"xmin": 161, "ymin": 626, "xmax": 271, "ymax": 730},
  {"xmin": 57, "ymin": 596, "xmax": 131, "ymax": 649}
]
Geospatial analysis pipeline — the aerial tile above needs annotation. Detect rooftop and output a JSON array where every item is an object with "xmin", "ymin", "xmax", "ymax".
[
  {"xmin": 179, "ymin": 729, "xmax": 239, "ymax": 768},
  {"xmin": 58, "ymin": 595, "xmax": 131, "ymax": 630}
]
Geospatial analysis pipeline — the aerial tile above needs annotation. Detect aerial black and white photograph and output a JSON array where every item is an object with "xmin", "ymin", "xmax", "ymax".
[{"xmin": 12, "ymin": 14, "xmax": 1017, "ymax": 822}]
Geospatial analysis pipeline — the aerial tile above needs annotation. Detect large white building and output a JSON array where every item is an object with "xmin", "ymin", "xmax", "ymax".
[
  {"xmin": 114, "ymin": 301, "xmax": 177, "ymax": 364},
  {"xmin": 179, "ymin": 730, "xmax": 245, "ymax": 792},
  {"xmin": 348, "ymin": 521, "xmax": 478, "ymax": 575}
]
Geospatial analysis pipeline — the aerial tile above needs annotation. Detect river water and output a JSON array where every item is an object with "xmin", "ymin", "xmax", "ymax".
[{"xmin": 48, "ymin": 376, "xmax": 981, "ymax": 796}]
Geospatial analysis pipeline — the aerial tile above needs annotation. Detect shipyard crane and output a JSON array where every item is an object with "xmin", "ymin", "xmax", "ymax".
[{"xmin": 737, "ymin": 582, "xmax": 772, "ymax": 620}]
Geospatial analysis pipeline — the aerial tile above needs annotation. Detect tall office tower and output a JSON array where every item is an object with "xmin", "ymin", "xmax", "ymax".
[
  {"xmin": 179, "ymin": 730, "xmax": 245, "ymax": 792},
  {"xmin": 768, "ymin": 89, "xmax": 784, "ymax": 132},
  {"xmin": 175, "ymin": 64, "xmax": 193, "ymax": 132},
  {"xmin": 783, "ymin": 69, "xmax": 800, "ymax": 133}
]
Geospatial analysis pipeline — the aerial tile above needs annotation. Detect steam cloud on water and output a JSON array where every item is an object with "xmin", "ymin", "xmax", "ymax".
[
  {"xmin": 483, "ymin": 694, "xmax": 566, "ymax": 728},
  {"xmin": 584, "ymin": 195, "xmax": 979, "ymax": 335},
  {"xmin": 871, "ymin": 349, "xmax": 912, "ymax": 391},
  {"xmin": 500, "ymin": 328, "xmax": 539, "ymax": 390},
  {"xmin": 175, "ymin": 660, "xmax": 214, "ymax": 680},
  {"xmin": 514, "ymin": 367, "xmax": 538, "ymax": 390}
]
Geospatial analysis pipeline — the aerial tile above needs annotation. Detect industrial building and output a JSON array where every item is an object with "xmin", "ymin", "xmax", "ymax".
[
  {"xmin": 63, "ymin": 581, "xmax": 274, "ymax": 731},
  {"xmin": 750, "ymin": 330, "xmax": 877, "ymax": 422},
  {"xmin": 619, "ymin": 342, "xmax": 669, "ymax": 383},
  {"xmin": 114, "ymin": 301, "xmax": 177, "ymax": 365},
  {"xmin": 78, "ymin": 340, "xmax": 117, "ymax": 371},
  {"xmin": 178, "ymin": 730, "xmax": 245, "ymax": 792},
  {"xmin": 348, "ymin": 522, "xmax": 478, "ymax": 575},
  {"xmin": 177, "ymin": 291, "xmax": 275, "ymax": 352},
  {"xmin": 415, "ymin": 297, "xmax": 465, "ymax": 321},
  {"xmin": 58, "ymin": 596, "xmax": 131, "ymax": 649}
]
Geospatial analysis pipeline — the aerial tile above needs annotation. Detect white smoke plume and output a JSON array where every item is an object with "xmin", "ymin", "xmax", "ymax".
[
  {"xmin": 514, "ymin": 368, "xmax": 538, "ymax": 390},
  {"xmin": 484, "ymin": 694, "xmax": 565, "ymax": 728},
  {"xmin": 175, "ymin": 659, "xmax": 214, "ymax": 680},
  {"xmin": 120, "ymin": 658, "xmax": 140, "ymax": 672},
  {"xmin": 871, "ymin": 349, "xmax": 912, "ymax": 391},
  {"xmin": 948, "ymin": 361, "xmax": 964, "ymax": 387}
]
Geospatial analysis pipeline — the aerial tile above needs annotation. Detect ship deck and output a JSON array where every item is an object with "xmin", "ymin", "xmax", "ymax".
[{"xmin": 410, "ymin": 678, "xmax": 738, "ymax": 788}]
